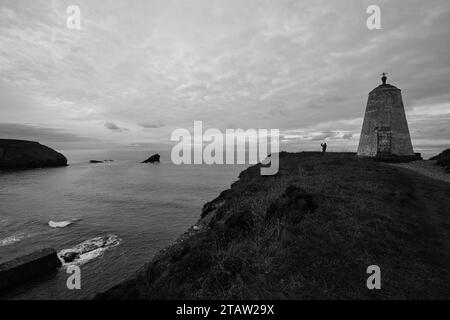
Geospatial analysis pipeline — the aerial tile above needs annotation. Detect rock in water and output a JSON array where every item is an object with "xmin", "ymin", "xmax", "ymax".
[
  {"xmin": 0, "ymin": 139, "xmax": 67, "ymax": 170},
  {"xmin": 60, "ymin": 251, "xmax": 79, "ymax": 263},
  {"xmin": 89, "ymin": 160, "xmax": 104, "ymax": 163},
  {"xmin": 0, "ymin": 248, "xmax": 62, "ymax": 292},
  {"xmin": 142, "ymin": 154, "xmax": 160, "ymax": 163}
]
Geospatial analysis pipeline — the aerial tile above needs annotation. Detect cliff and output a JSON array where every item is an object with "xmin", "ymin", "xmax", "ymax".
[
  {"xmin": 97, "ymin": 152, "xmax": 450, "ymax": 299},
  {"xmin": 0, "ymin": 139, "xmax": 67, "ymax": 170}
]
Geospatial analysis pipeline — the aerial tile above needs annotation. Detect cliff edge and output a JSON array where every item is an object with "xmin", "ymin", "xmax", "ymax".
[{"xmin": 97, "ymin": 152, "xmax": 450, "ymax": 299}]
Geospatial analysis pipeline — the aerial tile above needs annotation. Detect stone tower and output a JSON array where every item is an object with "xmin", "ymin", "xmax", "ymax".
[{"xmin": 357, "ymin": 73, "xmax": 415, "ymax": 158}]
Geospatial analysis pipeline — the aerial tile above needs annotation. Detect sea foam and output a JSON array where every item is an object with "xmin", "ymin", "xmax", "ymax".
[
  {"xmin": 48, "ymin": 220, "xmax": 72, "ymax": 228},
  {"xmin": 58, "ymin": 234, "xmax": 121, "ymax": 266},
  {"xmin": 48, "ymin": 218, "xmax": 80, "ymax": 228},
  {"xmin": 0, "ymin": 233, "xmax": 26, "ymax": 247}
]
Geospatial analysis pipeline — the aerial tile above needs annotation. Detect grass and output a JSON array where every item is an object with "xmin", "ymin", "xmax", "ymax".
[
  {"xmin": 430, "ymin": 149, "xmax": 450, "ymax": 172},
  {"xmin": 96, "ymin": 152, "xmax": 450, "ymax": 299}
]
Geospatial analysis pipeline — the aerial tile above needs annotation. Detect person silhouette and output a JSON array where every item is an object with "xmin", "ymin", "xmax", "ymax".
[{"xmin": 321, "ymin": 142, "xmax": 327, "ymax": 153}]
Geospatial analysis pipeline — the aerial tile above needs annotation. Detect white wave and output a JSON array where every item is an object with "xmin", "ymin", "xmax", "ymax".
[
  {"xmin": 48, "ymin": 218, "xmax": 80, "ymax": 228},
  {"xmin": 58, "ymin": 234, "xmax": 121, "ymax": 266},
  {"xmin": 74, "ymin": 247, "xmax": 108, "ymax": 265},
  {"xmin": 0, "ymin": 233, "xmax": 26, "ymax": 247},
  {"xmin": 48, "ymin": 220, "xmax": 72, "ymax": 228}
]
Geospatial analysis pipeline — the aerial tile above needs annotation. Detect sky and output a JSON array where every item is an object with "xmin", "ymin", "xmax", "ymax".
[{"xmin": 0, "ymin": 0, "xmax": 449, "ymax": 154}]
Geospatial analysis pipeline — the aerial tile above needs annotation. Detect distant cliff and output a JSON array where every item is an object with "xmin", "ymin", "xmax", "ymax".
[
  {"xmin": 0, "ymin": 139, "xmax": 67, "ymax": 170},
  {"xmin": 97, "ymin": 152, "xmax": 450, "ymax": 299}
]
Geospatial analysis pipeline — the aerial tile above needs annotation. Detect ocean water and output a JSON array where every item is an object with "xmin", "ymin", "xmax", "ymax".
[{"xmin": 0, "ymin": 151, "xmax": 246, "ymax": 299}]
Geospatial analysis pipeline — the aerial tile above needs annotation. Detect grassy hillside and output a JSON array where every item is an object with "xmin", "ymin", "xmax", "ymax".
[
  {"xmin": 430, "ymin": 149, "xmax": 450, "ymax": 172},
  {"xmin": 97, "ymin": 152, "xmax": 450, "ymax": 299}
]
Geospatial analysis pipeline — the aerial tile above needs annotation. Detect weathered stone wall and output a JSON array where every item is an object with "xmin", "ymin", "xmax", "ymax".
[{"xmin": 389, "ymin": 92, "xmax": 414, "ymax": 155}]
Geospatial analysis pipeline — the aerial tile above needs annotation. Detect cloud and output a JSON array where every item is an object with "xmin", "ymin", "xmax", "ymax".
[
  {"xmin": 0, "ymin": 122, "xmax": 103, "ymax": 150},
  {"xmin": 137, "ymin": 121, "xmax": 165, "ymax": 129},
  {"xmin": 282, "ymin": 131, "xmax": 354, "ymax": 142},
  {"xmin": 340, "ymin": 133, "xmax": 353, "ymax": 140},
  {"xmin": 0, "ymin": 123, "xmax": 94, "ymax": 142},
  {"xmin": 0, "ymin": 0, "xmax": 449, "ymax": 150},
  {"xmin": 104, "ymin": 122, "xmax": 128, "ymax": 131}
]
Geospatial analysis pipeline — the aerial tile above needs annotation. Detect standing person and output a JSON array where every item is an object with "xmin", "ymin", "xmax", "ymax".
[{"xmin": 321, "ymin": 142, "xmax": 327, "ymax": 153}]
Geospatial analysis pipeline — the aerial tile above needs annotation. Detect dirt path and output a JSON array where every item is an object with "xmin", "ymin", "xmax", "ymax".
[{"xmin": 389, "ymin": 160, "xmax": 450, "ymax": 184}]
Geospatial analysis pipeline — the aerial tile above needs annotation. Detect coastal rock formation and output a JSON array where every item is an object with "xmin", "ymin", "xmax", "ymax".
[
  {"xmin": 0, "ymin": 139, "xmax": 67, "ymax": 170},
  {"xmin": 0, "ymin": 248, "xmax": 62, "ymax": 292},
  {"xmin": 60, "ymin": 251, "xmax": 79, "ymax": 263},
  {"xmin": 142, "ymin": 154, "xmax": 160, "ymax": 163},
  {"xmin": 97, "ymin": 152, "xmax": 450, "ymax": 300}
]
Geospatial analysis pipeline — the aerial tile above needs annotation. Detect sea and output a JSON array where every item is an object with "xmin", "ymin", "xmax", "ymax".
[{"xmin": 0, "ymin": 149, "xmax": 247, "ymax": 299}]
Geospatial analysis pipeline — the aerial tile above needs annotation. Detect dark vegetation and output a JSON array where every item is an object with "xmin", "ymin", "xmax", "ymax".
[
  {"xmin": 430, "ymin": 149, "xmax": 450, "ymax": 172},
  {"xmin": 97, "ymin": 152, "xmax": 450, "ymax": 299}
]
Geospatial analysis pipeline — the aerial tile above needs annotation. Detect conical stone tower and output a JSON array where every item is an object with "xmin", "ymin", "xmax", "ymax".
[{"xmin": 357, "ymin": 73, "xmax": 417, "ymax": 159}]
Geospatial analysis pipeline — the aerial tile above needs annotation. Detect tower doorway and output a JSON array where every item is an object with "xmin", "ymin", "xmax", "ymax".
[{"xmin": 377, "ymin": 127, "xmax": 392, "ymax": 154}]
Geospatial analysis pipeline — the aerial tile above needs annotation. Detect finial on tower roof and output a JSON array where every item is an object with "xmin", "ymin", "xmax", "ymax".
[{"xmin": 380, "ymin": 72, "xmax": 388, "ymax": 85}]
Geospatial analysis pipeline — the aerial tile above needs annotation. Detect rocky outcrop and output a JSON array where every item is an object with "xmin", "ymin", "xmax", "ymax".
[
  {"xmin": 0, "ymin": 139, "xmax": 67, "ymax": 170},
  {"xmin": 0, "ymin": 248, "xmax": 62, "ymax": 292},
  {"xmin": 89, "ymin": 160, "xmax": 114, "ymax": 164},
  {"xmin": 60, "ymin": 251, "xmax": 79, "ymax": 263},
  {"xmin": 142, "ymin": 154, "xmax": 160, "ymax": 163}
]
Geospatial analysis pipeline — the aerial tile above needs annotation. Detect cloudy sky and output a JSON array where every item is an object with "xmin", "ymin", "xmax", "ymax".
[{"xmin": 0, "ymin": 0, "xmax": 449, "ymax": 153}]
